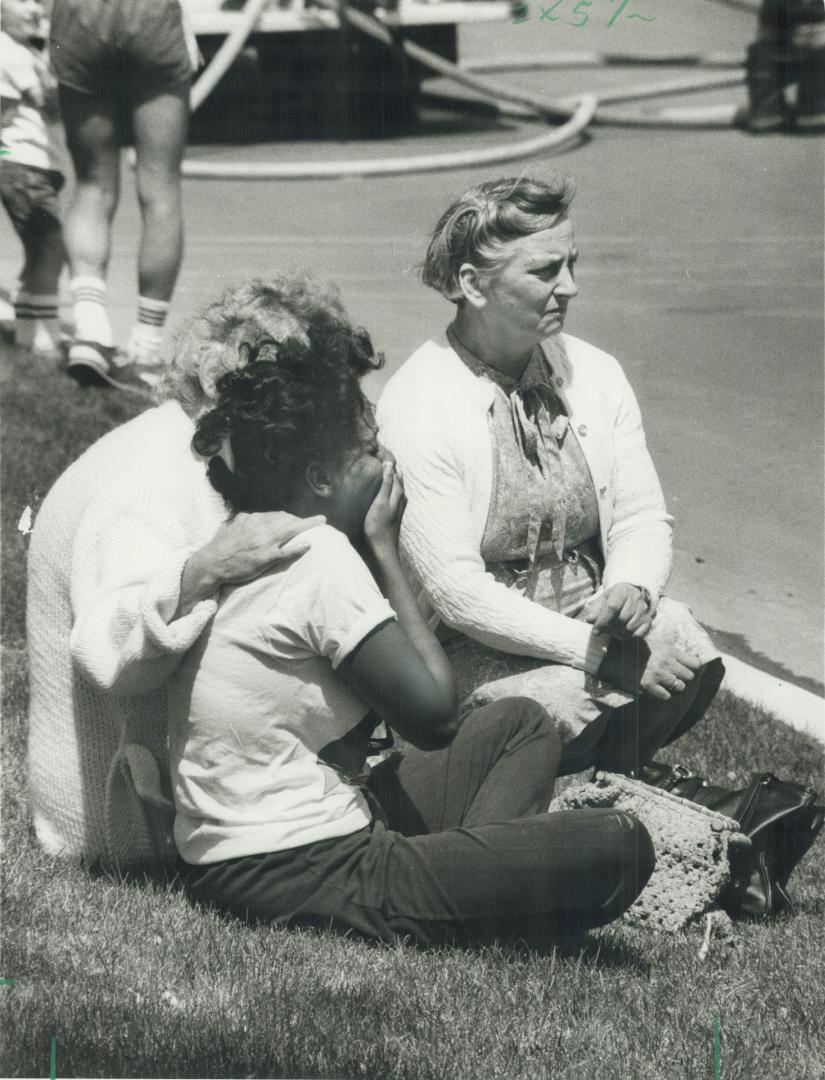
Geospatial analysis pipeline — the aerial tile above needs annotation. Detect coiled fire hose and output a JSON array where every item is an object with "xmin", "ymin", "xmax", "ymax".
[{"xmin": 176, "ymin": 0, "xmax": 750, "ymax": 178}]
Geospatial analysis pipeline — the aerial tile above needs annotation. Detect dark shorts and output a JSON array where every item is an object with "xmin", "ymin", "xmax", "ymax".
[
  {"xmin": 50, "ymin": 0, "xmax": 192, "ymax": 104},
  {"xmin": 0, "ymin": 161, "xmax": 64, "ymax": 241}
]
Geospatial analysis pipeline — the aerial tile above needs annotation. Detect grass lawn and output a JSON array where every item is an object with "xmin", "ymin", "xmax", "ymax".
[{"xmin": 2, "ymin": 343, "xmax": 824, "ymax": 1079}]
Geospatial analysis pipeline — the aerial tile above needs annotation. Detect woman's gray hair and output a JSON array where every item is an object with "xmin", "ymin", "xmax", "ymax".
[
  {"xmin": 421, "ymin": 174, "xmax": 575, "ymax": 302},
  {"xmin": 157, "ymin": 271, "xmax": 346, "ymax": 417}
]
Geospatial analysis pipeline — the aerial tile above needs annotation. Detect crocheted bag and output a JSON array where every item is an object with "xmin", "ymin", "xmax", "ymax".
[{"xmin": 549, "ymin": 772, "xmax": 749, "ymax": 933}]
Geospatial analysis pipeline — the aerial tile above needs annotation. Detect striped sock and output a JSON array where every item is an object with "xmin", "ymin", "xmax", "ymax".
[
  {"xmin": 126, "ymin": 296, "xmax": 170, "ymax": 366},
  {"xmin": 15, "ymin": 291, "xmax": 61, "ymax": 352},
  {"xmin": 137, "ymin": 295, "xmax": 170, "ymax": 331},
  {"xmin": 71, "ymin": 275, "xmax": 113, "ymax": 347}
]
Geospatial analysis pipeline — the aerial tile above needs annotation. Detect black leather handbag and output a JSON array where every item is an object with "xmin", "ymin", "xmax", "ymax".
[{"xmin": 639, "ymin": 763, "xmax": 824, "ymax": 919}]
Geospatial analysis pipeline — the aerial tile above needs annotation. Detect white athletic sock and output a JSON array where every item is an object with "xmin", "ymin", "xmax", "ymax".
[
  {"xmin": 126, "ymin": 296, "xmax": 170, "ymax": 366},
  {"xmin": 71, "ymin": 275, "xmax": 114, "ymax": 347},
  {"xmin": 15, "ymin": 291, "xmax": 61, "ymax": 353}
]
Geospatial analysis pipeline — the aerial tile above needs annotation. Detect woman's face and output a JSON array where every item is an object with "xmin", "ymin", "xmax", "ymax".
[
  {"xmin": 478, "ymin": 217, "xmax": 579, "ymax": 344},
  {"xmin": 327, "ymin": 416, "xmax": 386, "ymax": 542}
]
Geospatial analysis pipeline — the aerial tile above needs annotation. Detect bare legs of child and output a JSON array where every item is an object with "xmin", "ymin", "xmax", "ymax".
[{"xmin": 0, "ymin": 161, "xmax": 66, "ymax": 355}]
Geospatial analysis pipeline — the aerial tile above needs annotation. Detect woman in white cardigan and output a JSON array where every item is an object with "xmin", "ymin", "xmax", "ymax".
[{"xmin": 376, "ymin": 175, "xmax": 723, "ymax": 775}]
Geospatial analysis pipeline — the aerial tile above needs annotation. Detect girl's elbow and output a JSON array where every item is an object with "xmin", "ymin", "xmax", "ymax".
[
  {"xmin": 421, "ymin": 711, "xmax": 460, "ymax": 750},
  {"xmin": 403, "ymin": 696, "xmax": 459, "ymax": 751}
]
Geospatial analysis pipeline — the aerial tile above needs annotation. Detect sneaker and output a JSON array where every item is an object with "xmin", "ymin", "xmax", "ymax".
[
  {"xmin": 30, "ymin": 322, "xmax": 64, "ymax": 358},
  {"xmin": 130, "ymin": 362, "xmax": 165, "ymax": 390},
  {"xmin": 124, "ymin": 335, "xmax": 166, "ymax": 390},
  {"xmin": 67, "ymin": 340, "xmax": 116, "ymax": 385},
  {"xmin": 123, "ymin": 350, "xmax": 165, "ymax": 390},
  {"xmin": 67, "ymin": 340, "xmax": 153, "ymax": 398}
]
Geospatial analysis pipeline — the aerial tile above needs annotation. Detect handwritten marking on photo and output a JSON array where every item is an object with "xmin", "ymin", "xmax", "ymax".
[{"xmin": 513, "ymin": 0, "xmax": 656, "ymax": 25}]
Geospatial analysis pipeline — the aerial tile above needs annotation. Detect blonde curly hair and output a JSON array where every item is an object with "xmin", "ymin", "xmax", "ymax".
[{"xmin": 158, "ymin": 271, "xmax": 347, "ymax": 417}]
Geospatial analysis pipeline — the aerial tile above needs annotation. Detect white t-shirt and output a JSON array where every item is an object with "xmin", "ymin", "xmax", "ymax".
[
  {"xmin": 0, "ymin": 32, "xmax": 64, "ymax": 171},
  {"xmin": 169, "ymin": 525, "xmax": 396, "ymax": 865}
]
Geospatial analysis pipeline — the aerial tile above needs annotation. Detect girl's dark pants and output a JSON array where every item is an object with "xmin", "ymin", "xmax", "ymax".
[{"xmin": 185, "ymin": 699, "xmax": 655, "ymax": 950}]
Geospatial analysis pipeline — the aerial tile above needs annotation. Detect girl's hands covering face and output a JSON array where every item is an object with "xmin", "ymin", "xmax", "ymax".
[{"xmin": 364, "ymin": 460, "xmax": 407, "ymax": 555}]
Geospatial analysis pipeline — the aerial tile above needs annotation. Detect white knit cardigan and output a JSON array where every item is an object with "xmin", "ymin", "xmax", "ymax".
[
  {"xmin": 26, "ymin": 401, "xmax": 226, "ymax": 864},
  {"xmin": 376, "ymin": 330, "xmax": 674, "ymax": 674}
]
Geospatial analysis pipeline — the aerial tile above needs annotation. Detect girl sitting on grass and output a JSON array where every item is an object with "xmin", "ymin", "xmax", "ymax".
[{"xmin": 169, "ymin": 311, "xmax": 655, "ymax": 950}]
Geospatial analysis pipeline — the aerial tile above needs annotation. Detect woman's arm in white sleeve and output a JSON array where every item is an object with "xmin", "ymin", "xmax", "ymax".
[
  {"xmin": 69, "ymin": 497, "xmax": 325, "ymax": 696},
  {"xmin": 391, "ymin": 429, "xmax": 608, "ymax": 674},
  {"xmin": 69, "ymin": 511, "xmax": 218, "ymax": 697},
  {"xmin": 601, "ymin": 366, "xmax": 673, "ymax": 603}
]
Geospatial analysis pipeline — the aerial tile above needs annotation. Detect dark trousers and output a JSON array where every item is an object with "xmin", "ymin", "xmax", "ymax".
[
  {"xmin": 185, "ymin": 699, "xmax": 655, "ymax": 950},
  {"xmin": 746, "ymin": 0, "xmax": 825, "ymax": 124},
  {"xmin": 560, "ymin": 657, "xmax": 725, "ymax": 778}
]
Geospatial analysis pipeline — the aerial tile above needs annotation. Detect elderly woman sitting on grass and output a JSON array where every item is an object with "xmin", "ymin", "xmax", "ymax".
[
  {"xmin": 167, "ymin": 315, "xmax": 656, "ymax": 950},
  {"xmin": 377, "ymin": 174, "xmax": 725, "ymax": 780},
  {"xmin": 26, "ymin": 274, "xmax": 340, "ymax": 868}
]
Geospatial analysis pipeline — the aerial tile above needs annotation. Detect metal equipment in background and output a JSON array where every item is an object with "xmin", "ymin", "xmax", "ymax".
[{"xmin": 185, "ymin": 0, "xmax": 512, "ymax": 137}]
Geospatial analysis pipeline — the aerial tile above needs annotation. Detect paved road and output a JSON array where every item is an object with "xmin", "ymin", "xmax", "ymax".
[{"xmin": 2, "ymin": 1, "xmax": 822, "ymax": 688}]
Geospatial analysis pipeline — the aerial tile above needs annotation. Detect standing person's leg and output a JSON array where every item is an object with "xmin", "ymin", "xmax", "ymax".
[
  {"xmin": 0, "ymin": 163, "xmax": 65, "ymax": 354},
  {"xmin": 20, "ymin": 197, "xmax": 65, "ymax": 299},
  {"xmin": 58, "ymin": 85, "xmax": 120, "ymax": 381},
  {"xmin": 795, "ymin": 46, "xmax": 825, "ymax": 130},
  {"xmin": 793, "ymin": 0, "xmax": 825, "ymax": 133},
  {"xmin": 16, "ymin": 196, "xmax": 65, "ymax": 354},
  {"xmin": 739, "ymin": 0, "xmax": 790, "ymax": 132},
  {"xmin": 368, "ymin": 697, "xmax": 560, "ymax": 835},
  {"xmin": 126, "ymin": 84, "xmax": 189, "ymax": 380}
]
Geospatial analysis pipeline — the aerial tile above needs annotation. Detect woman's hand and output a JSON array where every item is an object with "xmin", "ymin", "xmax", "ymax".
[
  {"xmin": 639, "ymin": 645, "xmax": 700, "ymax": 701},
  {"xmin": 599, "ymin": 636, "xmax": 700, "ymax": 700},
  {"xmin": 364, "ymin": 461, "xmax": 406, "ymax": 558},
  {"xmin": 177, "ymin": 511, "xmax": 326, "ymax": 617},
  {"xmin": 582, "ymin": 583, "xmax": 652, "ymax": 639}
]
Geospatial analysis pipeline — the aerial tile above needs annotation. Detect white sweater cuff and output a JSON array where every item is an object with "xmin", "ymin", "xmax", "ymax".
[
  {"xmin": 580, "ymin": 630, "xmax": 610, "ymax": 675},
  {"xmin": 142, "ymin": 548, "xmax": 219, "ymax": 655}
]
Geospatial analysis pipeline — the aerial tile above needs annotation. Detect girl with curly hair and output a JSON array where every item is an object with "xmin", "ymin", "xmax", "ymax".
[{"xmin": 169, "ymin": 317, "xmax": 655, "ymax": 950}]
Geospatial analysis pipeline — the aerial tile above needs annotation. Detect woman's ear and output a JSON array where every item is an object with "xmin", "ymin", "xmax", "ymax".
[
  {"xmin": 457, "ymin": 263, "xmax": 486, "ymax": 309},
  {"xmin": 304, "ymin": 461, "xmax": 334, "ymax": 500}
]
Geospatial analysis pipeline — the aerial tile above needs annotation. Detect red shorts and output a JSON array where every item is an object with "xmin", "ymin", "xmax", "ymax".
[{"xmin": 49, "ymin": 0, "xmax": 193, "ymax": 104}]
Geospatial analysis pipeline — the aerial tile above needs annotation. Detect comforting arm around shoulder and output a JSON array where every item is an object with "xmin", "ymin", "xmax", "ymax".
[
  {"xmin": 338, "ymin": 620, "xmax": 458, "ymax": 750},
  {"xmin": 69, "ymin": 512, "xmax": 217, "ymax": 695}
]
